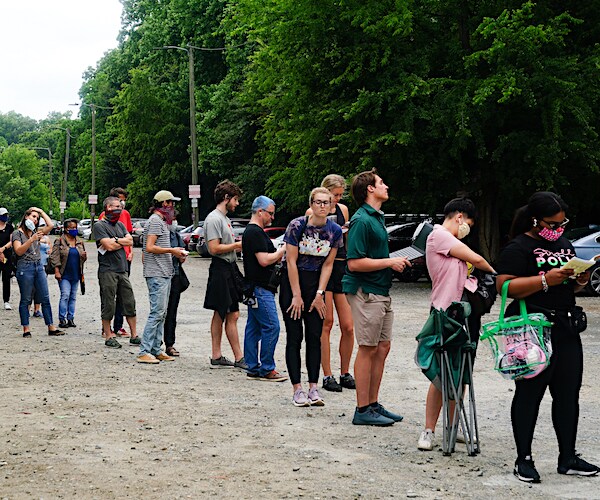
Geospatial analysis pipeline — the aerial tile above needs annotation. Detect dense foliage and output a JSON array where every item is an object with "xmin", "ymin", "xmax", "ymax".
[{"xmin": 1, "ymin": 1, "xmax": 599, "ymax": 258}]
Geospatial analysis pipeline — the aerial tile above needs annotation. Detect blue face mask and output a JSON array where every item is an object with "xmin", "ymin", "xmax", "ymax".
[
  {"xmin": 0, "ymin": 215, "xmax": 8, "ymax": 223},
  {"xmin": 67, "ymin": 229, "xmax": 78, "ymax": 237},
  {"xmin": 25, "ymin": 219, "xmax": 36, "ymax": 232}
]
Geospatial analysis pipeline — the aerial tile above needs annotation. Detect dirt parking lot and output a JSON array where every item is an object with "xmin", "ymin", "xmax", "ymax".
[{"xmin": 1, "ymin": 246, "xmax": 599, "ymax": 499}]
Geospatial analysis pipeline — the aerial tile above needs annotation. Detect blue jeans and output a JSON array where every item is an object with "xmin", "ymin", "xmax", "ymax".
[
  {"xmin": 140, "ymin": 277, "xmax": 171, "ymax": 356},
  {"xmin": 58, "ymin": 278, "xmax": 79, "ymax": 322},
  {"xmin": 16, "ymin": 261, "xmax": 53, "ymax": 326},
  {"xmin": 244, "ymin": 286, "xmax": 280, "ymax": 376}
]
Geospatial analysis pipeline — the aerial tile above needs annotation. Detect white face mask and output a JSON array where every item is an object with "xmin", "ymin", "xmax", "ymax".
[
  {"xmin": 25, "ymin": 219, "xmax": 36, "ymax": 232},
  {"xmin": 457, "ymin": 222, "xmax": 470, "ymax": 240},
  {"xmin": 120, "ymin": 200, "xmax": 126, "ymax": 208}
]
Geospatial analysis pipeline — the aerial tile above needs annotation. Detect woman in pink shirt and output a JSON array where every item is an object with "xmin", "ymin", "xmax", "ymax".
[{"xmin": 417, "ymin": 198, "xmax": 495, "ymax": 451}]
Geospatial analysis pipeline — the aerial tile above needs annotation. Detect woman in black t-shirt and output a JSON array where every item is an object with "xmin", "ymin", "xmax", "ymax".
[{"xmin": 496, "ymin": 192, "xmax": 599, "ymax": 483}]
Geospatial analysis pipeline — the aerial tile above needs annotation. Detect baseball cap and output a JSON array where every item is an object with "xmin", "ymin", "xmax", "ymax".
[
  {"xmin": 153, "ymin": 190, "xmax": 181, "ymax": 202},
  {"xmin": 0, "ymin": 208, "xmax": 7, "ymax": 215}
]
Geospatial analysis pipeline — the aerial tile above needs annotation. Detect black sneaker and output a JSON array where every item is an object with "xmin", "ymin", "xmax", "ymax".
[
  {"xmin": 514, "ymin": 456, "xmax": 541, "ymax": 483},
  {"xmin": 323, "ymin": 376, "xmax": 342, "ymax": 392},
  {"xmin": 557, "ymin": 455, "xmax": 600, "ymax": 476},
  {"xmin": 340, "ymin": 373, "xmax": 356, "ymax": 389},
  {"xmin": 210, "ymin": 356, "xmax": 235, "ymax": 369},
  {"xmin": 67, "ymin": 319, "xmax": 76, "ymax": 328},
  {"xmin": 58, "ymin": 321, "xmax": 69, "ymax": 329}
]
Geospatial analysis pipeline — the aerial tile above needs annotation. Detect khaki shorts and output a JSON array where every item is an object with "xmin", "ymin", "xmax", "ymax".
[
  {"xmin": 98, "ymin": 271, "xmax": 136, "ymax": 320},
  {"xmin": 346, "ymin": 288, "xmax": 393, "ymax": 346}
]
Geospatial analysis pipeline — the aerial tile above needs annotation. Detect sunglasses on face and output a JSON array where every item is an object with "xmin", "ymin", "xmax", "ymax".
[{"xmin": 541, "ymin": 218, "xmax": 569, "ymax": 230}]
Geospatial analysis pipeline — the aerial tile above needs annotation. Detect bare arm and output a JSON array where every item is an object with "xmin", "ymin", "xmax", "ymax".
[
  {"xmin": 146, "ymin": 233, "xmax": 186, "ymax": 257},
  {"xmin": 448, "ymin": 241, "xmax": 496, "ymax": 273},
  {"xmin": 347, "ymin": 256, "xmax": 409, "ymax": 273},
  {"xmin": 497, "ymin": 268, "xmax": 575, "ymax": 299},
  {"xmin": 255, "ymin": 246, "xmax": 285, "ymax": 267},
  {"xmin": 208, "ymin": 238, "xmax": 242, "ymax": 255},
  {"xmin": 13, "ymin": 230, "xmax": 42, "ymax": 256},
  {"xmin": 30, "ymin": 207, "xmax": 53, "ymax": 234}
]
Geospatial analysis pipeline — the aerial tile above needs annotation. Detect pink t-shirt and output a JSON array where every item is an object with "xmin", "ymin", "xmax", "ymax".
[{"xmin": 426, "ymin": 225, "xmax": 477, "ymax": 310}]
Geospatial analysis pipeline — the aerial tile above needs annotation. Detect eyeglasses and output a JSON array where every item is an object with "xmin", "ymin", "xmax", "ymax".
[
  {"xmin": 263, "ymin": 210, "xmax": 275, "ymax": 218},
  {"xmin": 541, "ymin": 218, "xmax": 569, "ymax": 230},
  {"xmin": 311, "ymin": 200, "xmax": 331, "ymax": 207}
]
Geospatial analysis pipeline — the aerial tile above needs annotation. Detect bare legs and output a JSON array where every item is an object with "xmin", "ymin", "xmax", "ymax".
[
  {"xmin": 354, "ymin": 341, "xmax": 391, "ymax": 407},
  {"xmin": 210, "ymin": 310, "xmax": 243, "ymax": 361},
  {"xmin": 321, "ymin": 292, "xmax": 354, "ymax": 377}
]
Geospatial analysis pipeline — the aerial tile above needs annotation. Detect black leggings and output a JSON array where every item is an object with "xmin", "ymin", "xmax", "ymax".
[
  {"xmin": 0, "ymin": 259, "xmax": 11, "ymax": 303},
  {"xmin": 511, "ymin": 313, "xmax": 583, "ymax": 460},
  {"xmin": 279, "ymin": 269, "xmax": 323, "ymax": 385}
]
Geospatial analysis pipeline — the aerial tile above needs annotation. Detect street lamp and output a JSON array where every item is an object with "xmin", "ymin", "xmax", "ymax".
[
  {"xmin": 50, "ymin": 126, "xmax": 72, "ymax": 224},
  {"xmin": 31, "ymin": 147, "xmax": 53, "ymax": 216}
]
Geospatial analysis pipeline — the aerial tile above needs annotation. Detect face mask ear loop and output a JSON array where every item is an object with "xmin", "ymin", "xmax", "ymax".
[{"xmin": 532, "ymin": 218, "xmax": 538, "ymax": 227}]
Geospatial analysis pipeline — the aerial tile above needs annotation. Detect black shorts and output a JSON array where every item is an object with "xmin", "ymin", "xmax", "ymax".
[{"xmin": 326, "ymin": 260, "xmax": 346, "ymax": 294}]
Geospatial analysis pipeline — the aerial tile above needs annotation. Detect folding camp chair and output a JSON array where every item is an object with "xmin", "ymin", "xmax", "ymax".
[{"xmin": 415, "ymin": 301, "xmax": 480, "ymax": 456}]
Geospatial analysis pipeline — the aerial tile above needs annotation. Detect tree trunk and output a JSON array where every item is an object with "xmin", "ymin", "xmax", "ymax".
[{"xmin": 477, "ymin": 186, "xmax": 500, "ymax": 263}]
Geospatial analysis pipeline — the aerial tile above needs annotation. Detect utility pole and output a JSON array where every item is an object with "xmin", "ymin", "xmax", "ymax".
[
  {"xmin": 32, "ymin": 147, "xmax": 53, "ymax": 216},
  {"xmin": 50, "ymin": 126, "xmax": 72, "ymax": 224}
]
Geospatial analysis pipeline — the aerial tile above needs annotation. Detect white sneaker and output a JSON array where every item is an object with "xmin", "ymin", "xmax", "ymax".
[
  {"xmin": 456, "ymin": 430, "xmax": 478, "ymax": 445},
  {"xmin": 4, "ymin": 302, "xmax": 11, "ymax": 310},
  {"xmin": 418, "ymin": 429, "xmax": 435, "ymax": 451}
]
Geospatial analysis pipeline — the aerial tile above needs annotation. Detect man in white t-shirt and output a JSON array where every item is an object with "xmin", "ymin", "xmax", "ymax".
[
  {"xmin": 203, "ymin": 180, "xmax": 248, "ymax": 370},
  {"xmin": 138, "ymin": 190, "xmax": 187, "ymax": 364}
]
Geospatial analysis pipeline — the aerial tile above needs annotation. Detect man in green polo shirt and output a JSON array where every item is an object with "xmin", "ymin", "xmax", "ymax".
[{"xmin": 343, "ymin": 169, "xmax": 410, "ymax": 426}]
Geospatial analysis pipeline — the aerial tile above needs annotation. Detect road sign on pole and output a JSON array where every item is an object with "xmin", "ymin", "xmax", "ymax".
[
  {"xmin": 88, "ymin": 195, "xmax": 98, "ymax": 205},
  {"xmin": 188, "ymin": 184, "xmax": 201, "ymax": 198}
]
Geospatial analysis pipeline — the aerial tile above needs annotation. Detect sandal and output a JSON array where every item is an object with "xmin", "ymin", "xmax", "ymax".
[
  {"xmin": 166, "ymin": 346, "xmax": 180, "ymax": 357},
  {"xmin": 104, "ymin": 337, "xmax": 122, "ymax": 349}
]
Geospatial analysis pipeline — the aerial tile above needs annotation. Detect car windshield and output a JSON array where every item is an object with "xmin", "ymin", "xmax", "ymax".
[{"xmin": 566, "ymin": 225, "xmax": 600, "ymax": 241}]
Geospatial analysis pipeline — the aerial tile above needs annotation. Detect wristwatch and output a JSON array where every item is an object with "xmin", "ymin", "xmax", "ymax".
[
  {"xmin": 317, "ymin": 289, "xmax": 325, "ymax": 297},
  {"xmin": 114, "ymin": 236, "xmax": 121, "ymax": 246}
]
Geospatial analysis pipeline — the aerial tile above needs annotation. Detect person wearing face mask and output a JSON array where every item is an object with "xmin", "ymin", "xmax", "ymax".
[
  {"xmin": 11, "ymin": 207, "xmax": 64, "ymax": 337},
  {"xmin": 93, "ymin": 196, "xmax": 139, "ymax": 348},
  {"xmin": 99, "ymin": 187, "xmax": 134, "ymax": 338},
  {"xmin": 417, "ymin": 197, "xmax": 495, "ymax": 451},
  {"xmin": 137, "ymin": 191, "xmax": 187, "ymax": 364},
  {"xmin": 49, "ymin": 219, "xmax": 87, "ymax": 328},
  {"xmin": 496, "ymin": 192, "xmax": 599, "ymax": 483},
  {"xmin": 0, "ymin": 208, "xmax": 14, "ymax": 310}
]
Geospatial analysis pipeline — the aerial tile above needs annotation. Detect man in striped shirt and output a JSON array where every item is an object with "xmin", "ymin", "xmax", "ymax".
[{"xmin": 137, "ymin": 190, "xmax": 187, "ymax": 364}]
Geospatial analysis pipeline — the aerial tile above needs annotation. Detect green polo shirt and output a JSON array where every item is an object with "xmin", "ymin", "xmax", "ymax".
[{"xmin": 342, "ymin": 203, "xmax": 392, "ymax": 296}]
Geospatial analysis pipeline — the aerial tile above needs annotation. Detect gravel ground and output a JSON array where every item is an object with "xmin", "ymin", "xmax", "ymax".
[{"xmin": 1, "ymin": 244, "xmax": 599, "ymax": 499}]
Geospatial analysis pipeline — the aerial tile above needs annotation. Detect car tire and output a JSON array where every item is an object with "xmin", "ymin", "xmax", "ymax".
[{"xmin": 586, "ymin": 263, "xmax": 600, "ymax": 296}]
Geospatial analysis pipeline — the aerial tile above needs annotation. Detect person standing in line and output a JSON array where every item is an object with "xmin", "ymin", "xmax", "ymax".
[
  {"xmin": 11, "ymin": 207, "xmax": 64, "ymax": 337},
  {"xmin": 99, "ymin": 187, "xmax": 135, "ymax": 339},
  {"xmin": 342, "ymin": 169, "xmax": 408, "ymax": 426},
  {"xmin": 307, "ymin": 174, "xmax": 355, "ymax": 392},
  {"xmin": 417, "ymin": 198, "xmax": 495, "ymax": 451},
  {"xmin": 496, "ymin": 191, "xmax": 599, "ymax": 483},
  {"xmin": 203, "ymin": 180, "xmax": 247, "ymax": 370},
  {"xmin": 93, "ymin": 196, "xmax": 139, "ymax": 348},
  {"xmin": 137, "ymin": 190, "xmax": 187, "ymax": 364},
  {"xmin": 163, "ymin": 216, "xmax": 188, "ymax": 357},
  {"xmin": 0, "ymin": 207, "xmax": 14, "ymax": 310},
  {"xmin": 281, "ymin": 187, "xmax": 343, "ymax": 407},
  {"xmin": 29, "ymin": 232, "xmax": 52, "ymax": 318},
  {"xmin": 243, "ymin": 196, "xmax": 287, "ymax": 381},
  {"xmin": 50, "ymin": 218, "xmax": 87, "ymax": 329}
]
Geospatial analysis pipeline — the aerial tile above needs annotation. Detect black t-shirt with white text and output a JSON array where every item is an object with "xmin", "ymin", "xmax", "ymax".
[
  {"xmin": 496, "ymin": 233, "xmax": 576, "ymax": 312},
  {"xmin": 242, "ymin": 223, "xmax": 277, "ymax": 290}
]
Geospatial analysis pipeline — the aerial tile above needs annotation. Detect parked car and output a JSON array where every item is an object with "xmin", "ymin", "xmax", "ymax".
[
  {"xmin": 49, "ymin": 219, "xmax": 63, "ymax": 235},
  {"xmin": 188, "ymin": 226, "xmax": 205, "ymax": 254},
  {"xmin": 264, "ymin": 226, "xmax": 286, "ymax": 240},
  {"xmin": 82, "ymin": 227, "xmax": 93, "ymax": 240},
  {"xmin": 77, "ymin": 219, "xmax": 91, "ymax": 236},
  {"xmin": 131, "ymin": 219, "xmax": 149, "ymax": 247},
  {"xmin": 194, "ymin": 223, "xmax": 245, "ymax": 257},
  {"xmin": 568, "ymin": 225, "xmax": 600, "ymax": 295}
]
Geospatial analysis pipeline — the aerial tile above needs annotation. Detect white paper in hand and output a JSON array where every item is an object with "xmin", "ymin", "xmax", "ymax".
[{"xmin": 560, "ymin": 257, "xmax": 595, "ymax": 275}]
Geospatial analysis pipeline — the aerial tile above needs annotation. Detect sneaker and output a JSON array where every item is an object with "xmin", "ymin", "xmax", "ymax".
[
  {"xmin": 557, "ymin": 455, "xmax": 600, "ymax": 476},
  {"xmin": 308, "ymin": 386, "xmax": 325, "ymax": 406},
  {"xmin": 137, "ymin": 353, "xmax": 160, "ymax": 364},
  {"xmin": 210, "ymin": 356, "xmax": 235, "ymax": 369},
  {"xmin": 340, "ymin": 373, "xmax": 356, "ymax": 389},
  {"xmin": 234, "ymin": 357, "xmax": 248, "ymax": 370},
  {"xmin": 155, "ymin": 352, "xmax": 175, "ymax": 362},
  {"xmin": 292, "ymin": 389, "xmax": 310, "ymax": 407},
  {"xmin": 104, "ymin": 337, "xmax": 122, "ymax": 349},
  {"xmin": 323, "ymin": 376, "xmax": 342, "ymax": 392},
  {"xmin": 373, "ymin": 403, "xmax": 403, "ymax": 422},
  {"xmin": 115, "ymin": 328, "xmax": 130, "ymax": 338},
  {"xmin": 129, "ymin": 336, "xmax": 141, "ymax": 345},
  {"xmin": 456, "ymin": 430, "xmax": 478, "ymax": 445},
  {"xmin": 58, "ymin": 321, "xmax": 69, "ymax": 329},
  {"xmin": 48, "ymin": 329, "xmax": 66, "ymax": 336},
  {"xmin": 4, "ymin": 302, "xmax": 11, "ymax": 310},
  {"xmin": 33, "ymin": 311, "xmax": 43, "ymax": 318},
  {"xmin": 418, "ymin": 429, "xmax": 435, "ymax": 451},
  {"xmin": 514, "ymin": 456, "xmax": 541, "ymax": 483},
  {"xmin": 352, "ymin": 407, "xmax": 394, "ymax": 426},
  {"xmin": 260, "ymin": 370, "xmax": 287, "ymax": 382}
]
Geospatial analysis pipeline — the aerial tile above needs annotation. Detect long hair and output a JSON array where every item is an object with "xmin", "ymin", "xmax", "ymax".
[
  {"xmin": 18, "ymin": 208, "xmax": 38, "ymax": 233},
  {"xmin": 509, "ymin": 191, "xmax": 568, "ymax": 240}
]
